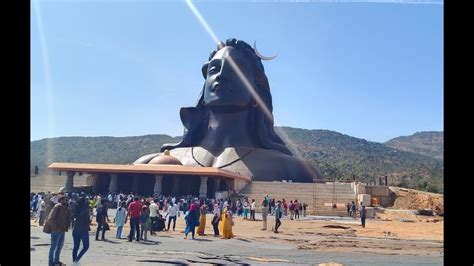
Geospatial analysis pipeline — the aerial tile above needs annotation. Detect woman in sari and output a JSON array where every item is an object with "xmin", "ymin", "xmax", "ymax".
[
  {"xmin": 222, "ymin": 207, "xmax": 234, "ymax": 239},
  {"xmin": 219, "ymin": 201, "xmax": 228, "ymax": 233},
  {"xmin": 196, "ymin": 201, "xmax": 207, "ymax": 235}
]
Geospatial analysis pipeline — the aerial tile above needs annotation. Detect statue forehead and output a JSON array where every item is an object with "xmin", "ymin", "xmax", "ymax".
[{"xmin": 211, "ymin": 46, "xmax": 252, "ymax": 62}]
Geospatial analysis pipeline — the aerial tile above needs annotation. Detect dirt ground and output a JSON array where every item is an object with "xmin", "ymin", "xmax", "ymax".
[
  {"xmin": 227, "ymin": 211, "xmax": 443, "ymax": 256},
  {"xmin": 31, "ymin": 175, "xmax": 443, "ymax": 258},
  {"xmin": 32, "ymin": 209, "xmax": 443, "ymax": 258}
]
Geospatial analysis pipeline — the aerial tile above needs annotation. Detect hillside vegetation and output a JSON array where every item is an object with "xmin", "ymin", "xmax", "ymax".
[
  {"xmin": 31, "ymin": 128, "xmax": 443, "ymax": 193},
  {"xmin": 384, "ymin": 131, "xmax": 443, "ymax": 160}
]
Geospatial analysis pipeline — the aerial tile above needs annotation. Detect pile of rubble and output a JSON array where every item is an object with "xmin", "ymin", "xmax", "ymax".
[{"xmin": 389, "ymin": 187, "xmax": 443, "ymax": 214}]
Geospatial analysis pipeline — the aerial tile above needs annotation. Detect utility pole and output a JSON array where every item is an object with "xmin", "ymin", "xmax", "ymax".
[{"xmin": 332, "ymin": 176, "xmax": 336, "ymax": 210}]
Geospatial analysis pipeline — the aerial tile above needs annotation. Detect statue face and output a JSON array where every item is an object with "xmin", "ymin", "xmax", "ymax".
[{"xmin": 203, "ymin": 47, "xmax": 255, "ymax": 108}]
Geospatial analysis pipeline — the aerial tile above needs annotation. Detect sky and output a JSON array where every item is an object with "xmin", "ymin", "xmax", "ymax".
[{"xmin": 31, "ymin": 0, "xmax": 443, "ymax": 143}]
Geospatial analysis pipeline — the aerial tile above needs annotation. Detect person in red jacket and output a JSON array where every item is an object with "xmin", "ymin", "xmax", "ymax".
[{"xmin": 126, "ymin": 196, "xmax": 142, "ymax": 242}]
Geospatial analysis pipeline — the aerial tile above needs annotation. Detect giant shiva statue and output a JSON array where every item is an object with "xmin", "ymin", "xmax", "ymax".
[{"xmin": 134, "ymin": 38, "xmax": 318, "ymax": 182}]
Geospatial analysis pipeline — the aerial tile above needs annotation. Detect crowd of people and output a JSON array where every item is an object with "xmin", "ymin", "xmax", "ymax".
[
  {"xmin": 347, "ymin": 201, "xmax": 367, "ymax": 227},
  {"xmin": 30, "ymin": 191, "xmax": 366, "ymax": 266}
]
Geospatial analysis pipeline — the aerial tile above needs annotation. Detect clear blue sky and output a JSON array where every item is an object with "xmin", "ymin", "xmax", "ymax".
[{"xmin": 31, "ymin": 0, "xmax": 443, "ymax": 143}]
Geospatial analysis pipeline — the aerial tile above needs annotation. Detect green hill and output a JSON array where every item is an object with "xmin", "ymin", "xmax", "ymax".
[
  {"xmin": 276, "ymin": 127, "xmax": 443, "ymax": 193},
  {"xmin": 384, "ymin": 131, "xmax": 443, "ymax": 160},
  {"xmin": 31, "ymin": 134, "xmax": 181, "ymax": 172},
  {"xmin": 31, "ymin": 128, "xmax": 443, "ymax": 193}
]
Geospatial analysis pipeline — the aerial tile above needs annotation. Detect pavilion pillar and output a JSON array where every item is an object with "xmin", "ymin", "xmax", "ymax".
[
  {"xmin": 234, "ymin": 179, "xmax": 244, "ymax": 193},
  {"xmin": 109, "ymin": 173, "xmax": 118, "ymax": 193},
  {"xmin": 65, "ymin": 171, "xmax": 75, "ymax": 192},
  {"xmin": 171, "ymin": 177, "xmax": 179, "ymax": 195},
  {"xmin": 215, "ymin": 178, "xmax": 221, "ymax": 191},
  {"xmin": 153, "ymin": 175, "xmax": 163, "ymax": 195},
  {"xmin": 199, "ymin": 176, "xmax": 208, "ymax": 199},
  {"xmin": 226, "ymin": 179, "xmax": 234, "ymax": 192},
  {"xmin": 91, "ymin": 174, "xmax": 99, "ymax": 194},
  {"xmin": 132, "ymin": 175, "xmax": 140, "ymax": 194}
]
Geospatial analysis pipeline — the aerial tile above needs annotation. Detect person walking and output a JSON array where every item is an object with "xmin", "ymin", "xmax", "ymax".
[
  {"xmin": 71, "ymin": 196, "xmax": 90, "ymax": 265},
  {"xmin": 167, "ymin": 201, "xmax": 178, "ymax": 231},
  {"xmin": 243, "ymin": 200, "xmax": 249, "ymax": 219},
  {"xmin": 350, "ymin": 201, "xmax": 356, "ymax": 219},
  {"xmin": 46, "ymin": 194, "xmax": 71, "ymax": 266},
  {"xmin": 211, "ymin": 211, "xmax": 220, "ymax": 237},
  {"xmin": 127, "ymin": 196, "xmax": 142, "ymax": 242},
  {"xmin": 37, "ymin": 198, "xmax": 46, "ymax": 226},
  {"xmin": 261, "ymin": 199, "xmax": 268, "ymax": 230},
  {"xmin": 196, "ymin": 201, "xmax": 207, "ymax": 236},
  {"xmin": 250, "ymin": 199, "xmax": 256, "ymax": 221},
  {"xmin": 149, "ymin": 199, "xmax": 160, "ymax": 235},
  {"xmin": 270, "ymin": 199, "xmax": 275, "ymax": 216},
  {"xmin": 114, "ymin": 202, "xmax": 127, "ymax": 239},
  {"xmin": 294, "ymin": 200, "xmax": 300, "ymax": 220},
  {"xmin": 346, "ymin": 202, "xmax": 351, "ymax": 217},
  {"xmin": 273, "ymin": 200, "xmax": 282, "ymax": 233},
  {"xmin": 95, "ymin": 199, "xmax": 109, "ymax": 241},
  {"xmin": 289, "ymin": 200, "xmax": 294, "ymax": 220},
  {"xmin": 360, "ymin": 205, "xmax": 367, "ymax": 228},
  {"xmin": 184, "ymin": 202, "xmax": 199, "ymax": 239},
  {"xmin": 236, "ymin": 199, "xmax": 243, "ymax": 217},
  {"xmin": 222, "ymin": 206, "xmax": 234, "ymax": 239},
  {"xmin": 140, "ymin": 205, "xmax": 150, "ymax": 240},
  {"xmin": 298, "ymin": 202, "xmax": 303, "ymax": 218}
]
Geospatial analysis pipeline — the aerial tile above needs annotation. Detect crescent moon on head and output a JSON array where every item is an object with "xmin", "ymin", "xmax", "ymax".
[{"xmin": 253, "ymin": 41, "xmax": 277, "ymax": 61}]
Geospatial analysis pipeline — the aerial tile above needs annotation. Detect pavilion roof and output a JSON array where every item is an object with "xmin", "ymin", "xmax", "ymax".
[{"xmin": 48, "ymin": 162, "xmax": 251, "ymax": 181}]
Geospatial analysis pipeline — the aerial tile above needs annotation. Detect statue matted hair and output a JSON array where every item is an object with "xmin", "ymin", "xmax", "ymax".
[{"xmin": 161, "ymin": 38, "xmax": 292, "ymax": 155}]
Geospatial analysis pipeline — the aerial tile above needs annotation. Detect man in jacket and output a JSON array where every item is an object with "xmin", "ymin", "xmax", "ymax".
[{"xmin": 47, "ymin": 194, "xmax": 71, "ymax": 266}]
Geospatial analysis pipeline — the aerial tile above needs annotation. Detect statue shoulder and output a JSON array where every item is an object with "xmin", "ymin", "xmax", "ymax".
[
  {"xmin": 133, "ymin": 148, "xmax": 193, "ymax": 165},
  {"xmin": 133, "ymin": 153, "xmax": 161, "ymax": 164}
]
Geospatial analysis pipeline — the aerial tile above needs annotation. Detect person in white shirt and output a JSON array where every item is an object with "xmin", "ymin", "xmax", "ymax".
[
  {"xmin": 114, "ymin": 194, "xmax": 120, "ymax": 209},
  {"xmin": 167, "ymin": 202, "xmax": 178, "ymax": 231},
  {"xmin": 114, "ymin": 202, "xmax": 128, "ymax": 239},
  {"xmin": 36, "ymin": 199, "xmax": 46, "ymax": 225},
  {"xmin": 149, "ymin": 199, "xmax": 160, "ymax": 236},
  {"xmin": 52, "ymin": 194, "xmax": 58, "ymax": 204},
  {"xmin": 250, "ymin": 199, "xmax": 256, "ymax": 221},
  {"xmin": 243, "ymin": 200, "xmax": 249, "ymax": 219}
]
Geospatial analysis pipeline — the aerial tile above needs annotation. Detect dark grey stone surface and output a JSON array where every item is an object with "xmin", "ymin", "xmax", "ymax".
[{"xmin": 135, "ymin": 39, "xmax": 319, "ymax": 183}]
